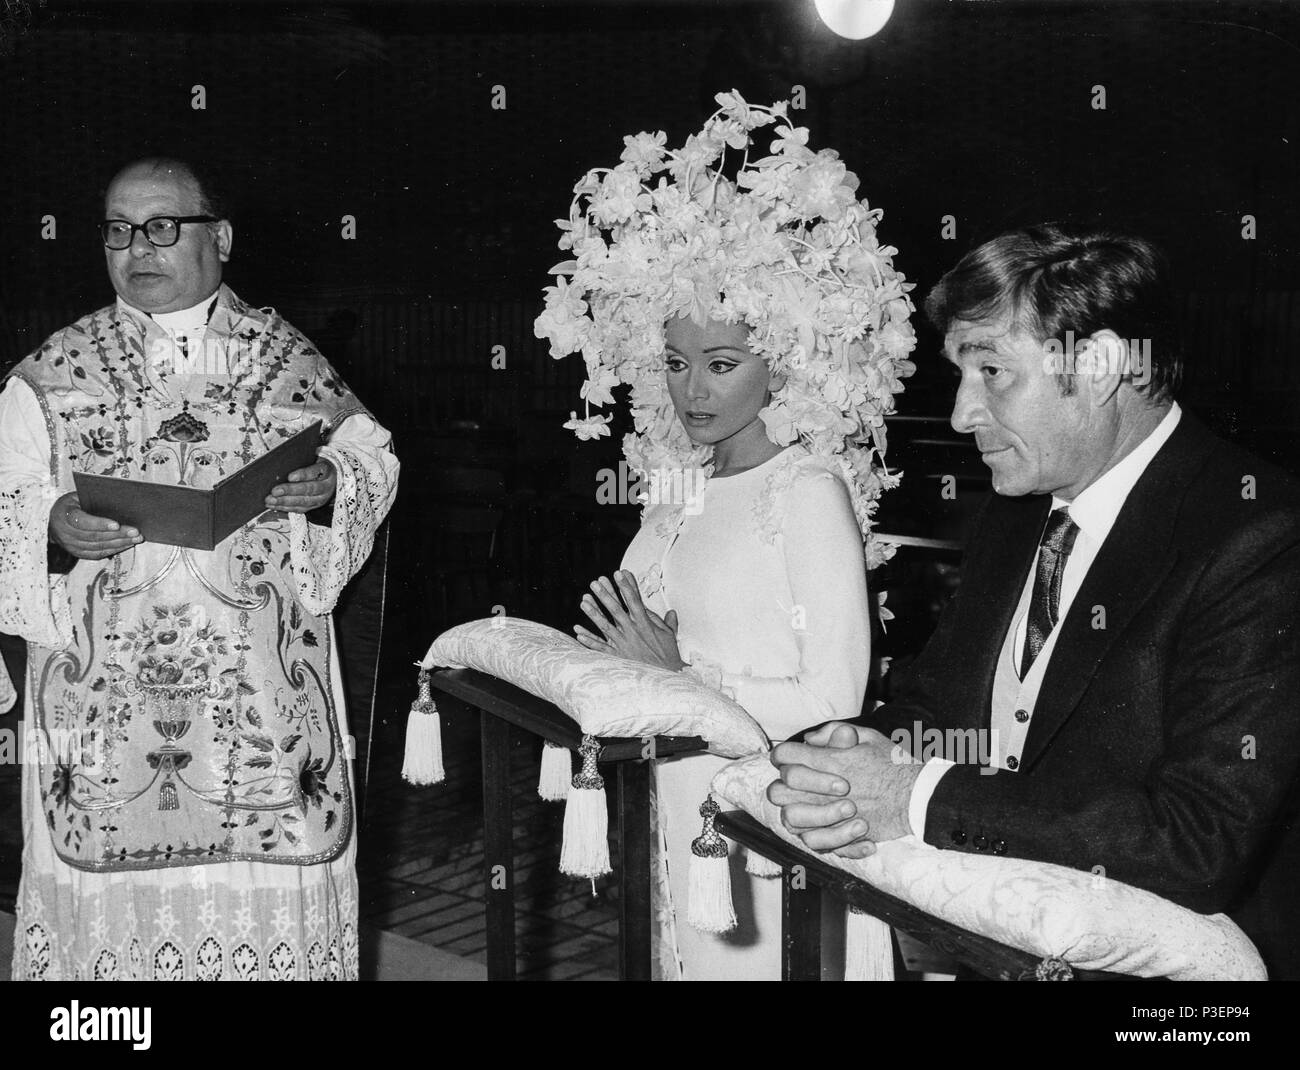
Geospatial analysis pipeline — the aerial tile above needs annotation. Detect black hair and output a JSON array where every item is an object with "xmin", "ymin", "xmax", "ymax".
[{"xmin": 924, "ymin": 223, "xmax": 1182, "ymax": 401}]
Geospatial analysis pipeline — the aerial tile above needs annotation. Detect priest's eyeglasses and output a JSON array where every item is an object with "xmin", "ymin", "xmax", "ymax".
[{"xmin": 100, "ymin": 216, "xmax": 218, "ymax": 250}]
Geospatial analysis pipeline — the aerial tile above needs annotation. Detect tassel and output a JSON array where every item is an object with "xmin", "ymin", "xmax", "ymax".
[
  {"xmin": 844, "ymin": 905, "xmax": 895, "ymax": 981},
  {"xmin": 158, "ymin": 779, "xmax": 178, "ymax": 811},
  {"xmin": 744, "ymin": 846, "xmax": 782, "ymax": 878},
  {"xmin": 537, "ymin": 740, "xmax": 572, "ymax": 802},
  {"xmin": 559, "ymin": 735, "xmax": 611, "ymax": 879},
  {"xmin": 402, "ymin": 668, "xmax": 445, "ymax": 786},
  {"xmin": 687, "ymin": 794, "xmax": 737, "ymax": 934}
]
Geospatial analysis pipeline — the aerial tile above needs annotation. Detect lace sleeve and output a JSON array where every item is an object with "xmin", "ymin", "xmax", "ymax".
[
  {"xmin": 287, "ymin": 414, "xmax": 399, "ymax": 617},
  {"xmin": 0, "ymin": 377, "xmax": 76, "ymax": 670}
]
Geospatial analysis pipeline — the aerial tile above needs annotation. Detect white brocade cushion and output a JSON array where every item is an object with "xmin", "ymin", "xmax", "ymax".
[
  {"xmin": 713, "ymin": 754, "xmax": 1267, "ymax": 981},
  {"xmin": 421, "ymin": 618, "xmax": 770, "ymax": 758}
]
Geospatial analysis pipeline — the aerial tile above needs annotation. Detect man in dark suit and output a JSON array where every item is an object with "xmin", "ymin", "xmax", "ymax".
[{"xmin": 769, "ymin": 224, "xmax": 1300, "ymax": 979}]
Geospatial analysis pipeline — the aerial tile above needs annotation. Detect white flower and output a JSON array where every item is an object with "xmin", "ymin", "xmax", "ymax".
[
  {"xmin": 666, "ymin": 132, "xmax": 724, "ymax": 184},
  {"xmin": 790, "ymin": 153, "xmax": 858, "ymax": 221},
  {"xmin": 591, "ymin": 168, "xmax": 650, "ymax": 226},
  {"xmin": 759, "ymin": 402, "xmax": 798, "ymax": 446},
  {"xmin": 620, "ymin": 131, "xmax": 668, "ymax": 174},
  {"xmin": 877, "ymin": 590, "xmax": 895, "ymax": 633},
  {"xmin": 771, "ymin": 124, "xmax": 811, "ymax": 159},
  {"xmin": 580, "ymin": 367, "xmax": 620, "ymax": 408},
  {"xmin": 563, "ymin": 412, "xmax": 612, "ymax": 441}
]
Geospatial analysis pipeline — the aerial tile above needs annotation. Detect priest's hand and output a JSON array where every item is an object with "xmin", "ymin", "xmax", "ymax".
[
  {"xmin": 266, "ymin": 454, "xmax": 336, "ymax": 513},
  {"xmin": 47, "ymin": 491, "xmax": 143, "ymax": 560},
  {"xmin": 574, "ymin": 569, "xmax": 685, "ymax": 672},
  {"xmin": 767, "ymin": 723, "xmax": 920, "ymax": 858}
]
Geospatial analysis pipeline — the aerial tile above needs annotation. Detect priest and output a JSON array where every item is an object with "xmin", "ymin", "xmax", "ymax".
[{"xmin": 0, "ymin": 157, "xmax": 399, "ymax": 980}]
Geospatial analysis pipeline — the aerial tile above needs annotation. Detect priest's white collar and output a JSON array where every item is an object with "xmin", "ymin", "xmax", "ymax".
[{"xmin": 117, "ymin": 290, "xmax": 220, "ymax": 336}]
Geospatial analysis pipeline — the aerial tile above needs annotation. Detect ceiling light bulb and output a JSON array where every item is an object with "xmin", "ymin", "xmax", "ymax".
[{"xmin": 814, "ymin": 0, "xmax": 896, "ymax": 40}]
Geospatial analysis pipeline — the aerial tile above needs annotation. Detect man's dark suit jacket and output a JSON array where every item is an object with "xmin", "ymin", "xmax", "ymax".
[{"xmin": 866, "ymin": 412, "xmax": 1300, "ymax": 979}]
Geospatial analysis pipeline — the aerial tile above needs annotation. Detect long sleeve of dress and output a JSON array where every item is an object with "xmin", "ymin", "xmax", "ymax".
[
  {"xmin": 0, "ymin": 376, "xmax": 77, "ymax": 692},
  {"xmin": 721, "ymin": 467, "xmax": 870, "ymax": 739},
  {"xmin": 288, "ymin": 412, "xmax": 399, "ymax": 616}
]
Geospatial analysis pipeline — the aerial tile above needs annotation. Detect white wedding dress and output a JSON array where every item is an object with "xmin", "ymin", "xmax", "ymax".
[{"xmin": 621, "ymin": 445, "xmax": 871, "ymax": 980}]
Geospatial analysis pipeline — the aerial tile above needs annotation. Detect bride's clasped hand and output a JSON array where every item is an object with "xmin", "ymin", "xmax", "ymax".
[{"xmin": 574, "ymin": 569, "xmax": 685, "ymax": 672}]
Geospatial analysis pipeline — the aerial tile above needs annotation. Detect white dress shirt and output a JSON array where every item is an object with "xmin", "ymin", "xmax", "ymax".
[{"xmin": 907, "ymin": 403, "xmax": 1183, "ymax": 835}]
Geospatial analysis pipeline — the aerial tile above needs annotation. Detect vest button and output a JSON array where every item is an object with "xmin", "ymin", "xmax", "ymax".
[
  {"xmin": 1014, "ymin": 709, "xmax": 1030, "ymax": 723},
  {"xmin": 1006, "ymin": 756, "xmax": 1020, "ymax": 771}
]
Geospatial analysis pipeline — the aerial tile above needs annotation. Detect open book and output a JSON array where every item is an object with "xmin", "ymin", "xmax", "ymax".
[{"xmin": 73, "ymin": 421, "xmax": 323, "ymax": 551}]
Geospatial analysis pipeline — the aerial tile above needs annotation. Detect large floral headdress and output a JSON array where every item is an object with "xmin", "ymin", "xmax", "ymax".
[{"xmin": 534, "ymin": 91, "xmax": 917, "ymax": 567}]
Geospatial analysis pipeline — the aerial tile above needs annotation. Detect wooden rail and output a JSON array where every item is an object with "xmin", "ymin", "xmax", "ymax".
[{"xmin": 425, "ymin": 668, "xmax": 1144, "ymax": 981}]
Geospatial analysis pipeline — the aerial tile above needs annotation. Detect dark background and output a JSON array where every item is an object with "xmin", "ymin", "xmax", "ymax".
[
  {"xmin": 4, "ymin": 0, "xmax": 1299, "ymax": 611},
  {"xmin": 4, "ymin": 0, "xmax": 1300, "ymax": 430},
  {"xmin": 1, "ymin": 0, "xmax": 1299, "ymax": 970}
]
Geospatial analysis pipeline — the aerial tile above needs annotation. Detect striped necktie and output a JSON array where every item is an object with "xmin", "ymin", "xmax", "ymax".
[{"xmin": 1020, "ymin": 507, "xmax": 1080, "ymax": 679}]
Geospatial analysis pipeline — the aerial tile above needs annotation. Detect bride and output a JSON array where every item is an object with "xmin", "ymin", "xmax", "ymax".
[{"xmin": 535, "ymin": 93, "xmax": 916, "ymax": 980}]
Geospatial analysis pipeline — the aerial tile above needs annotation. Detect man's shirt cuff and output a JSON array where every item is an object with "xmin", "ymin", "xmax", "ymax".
[{"xmin": 908, "ymin": 757, "xmax": 955, "ymax": 839}]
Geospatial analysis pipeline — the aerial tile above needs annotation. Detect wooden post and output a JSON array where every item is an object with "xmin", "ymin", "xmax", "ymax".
[
  {"xmin": 481, "ymin": 711, "xmax": 516, "ymax": 980},
  {"xmin": 617, "ymin": 759, "xmax": 652, "ymax": 980},
  {"xmin": 782, "ymin": 864, "xmax": 822, "ymax": 981}
]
